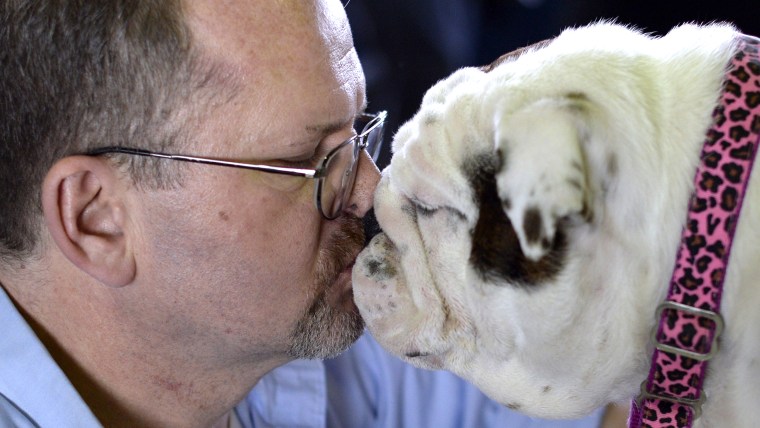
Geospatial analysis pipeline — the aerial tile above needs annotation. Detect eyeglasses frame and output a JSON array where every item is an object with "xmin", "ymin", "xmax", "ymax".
[{"xmin": 86, "ymin": 110, "xmax": 387, "ymax": 220}]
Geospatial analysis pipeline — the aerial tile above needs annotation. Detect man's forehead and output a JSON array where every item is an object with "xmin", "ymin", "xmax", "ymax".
[
  {"xmin": 184, "ymin": 0, "xmax": 340, "ymax": 55},
  {"xmin": 184, "ymin": 0, "xmax": 357, "ymax": 88},
  {"xmin": 182, "ymin": 0, "xmax": 364, "ymax": 156}
]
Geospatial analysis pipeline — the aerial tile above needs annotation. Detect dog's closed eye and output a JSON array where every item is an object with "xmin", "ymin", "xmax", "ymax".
[{"xmin": 410, "ymin": 198, "xmax": 438, "ymax": 217}]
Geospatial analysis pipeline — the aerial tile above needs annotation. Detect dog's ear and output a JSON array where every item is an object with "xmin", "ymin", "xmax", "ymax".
[{"xmin": 493, "ymin": 97, "xmax": 593, "ymax": 261}]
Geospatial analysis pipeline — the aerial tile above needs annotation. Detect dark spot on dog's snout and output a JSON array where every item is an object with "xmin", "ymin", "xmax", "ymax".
[
  {"xmin": 365, "ymin": 257, "xmax": 397, "ymax": 281},
  {"xmin": 465, "ymin": 154, "xmax": 567, "ymax": 287}
]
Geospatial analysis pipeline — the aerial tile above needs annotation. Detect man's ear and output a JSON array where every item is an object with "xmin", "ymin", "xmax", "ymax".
[{"xmin": 41, "ymin": 156, "xmax": 136, "ymax": 287}]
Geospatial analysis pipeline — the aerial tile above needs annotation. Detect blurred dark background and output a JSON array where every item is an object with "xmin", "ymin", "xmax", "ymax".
[{"xmin": 344, "ymin": 0, "xmax": 760, "ymax": 169}]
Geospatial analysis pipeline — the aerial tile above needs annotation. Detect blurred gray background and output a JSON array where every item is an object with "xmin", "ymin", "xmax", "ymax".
[{"xmin": 344, "ymin": 0, "xmax": 759, "ymax": 168}]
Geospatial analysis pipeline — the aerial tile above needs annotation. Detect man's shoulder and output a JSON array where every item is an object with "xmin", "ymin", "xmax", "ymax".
[{"xmin": 0, "ymin": 287, "xmax": 102, "ymax": 428}]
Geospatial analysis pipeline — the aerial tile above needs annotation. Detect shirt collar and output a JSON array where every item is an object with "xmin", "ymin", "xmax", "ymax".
[{"xmin": 0, "ymin": 285, "xmax": 101, "ymax": 427}]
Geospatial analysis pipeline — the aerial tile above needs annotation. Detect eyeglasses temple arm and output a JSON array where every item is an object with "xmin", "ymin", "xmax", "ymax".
[{"xmin": 87, "ymin": 147, "xmax": 318, "ymax": 178}]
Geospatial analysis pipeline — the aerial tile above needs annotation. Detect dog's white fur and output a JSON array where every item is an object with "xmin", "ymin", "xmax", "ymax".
[{"xmin": 353, "ymin": 22, "xmax": 760, "ymax": 426}]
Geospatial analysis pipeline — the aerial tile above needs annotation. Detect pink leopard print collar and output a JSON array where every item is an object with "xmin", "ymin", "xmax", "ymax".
[{"xmin": 629, "ymin": 34, "xmax": 760, "ymax": 428}]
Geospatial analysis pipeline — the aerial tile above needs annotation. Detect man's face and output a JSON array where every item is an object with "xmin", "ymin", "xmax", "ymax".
[{"xmin": 123, "ymin": 0, "xmax": 376, "ymax": 366}]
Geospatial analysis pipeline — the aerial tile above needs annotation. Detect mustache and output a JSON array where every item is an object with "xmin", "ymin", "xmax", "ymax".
[{"xmin": 316, "ymin": 214, "xmax": 366, "ymax": 286}]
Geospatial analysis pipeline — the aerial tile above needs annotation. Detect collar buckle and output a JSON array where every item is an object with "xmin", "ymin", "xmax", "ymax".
[{"xmin": 651, "ymin": 301, "xmax": 725, "ymax": 362}]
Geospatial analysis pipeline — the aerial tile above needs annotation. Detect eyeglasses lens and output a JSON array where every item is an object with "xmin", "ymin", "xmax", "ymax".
[
  {"xmin": 320, "ymin": 140, "xmax": 359, "ymax": 218},
  {"xmin": 318, "ymin": 114, "xmax": 385, "ymax": 219}
]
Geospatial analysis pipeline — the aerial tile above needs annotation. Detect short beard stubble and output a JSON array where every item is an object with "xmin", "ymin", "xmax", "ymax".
[{"xmin": 286, "ymin": 214, "xmax": 366, "ymax": 359}]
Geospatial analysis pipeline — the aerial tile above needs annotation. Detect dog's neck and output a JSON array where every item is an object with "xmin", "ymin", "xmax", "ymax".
[{"xmin": 629, "ymin": 34, "xmax": 760, "ymax": 428}]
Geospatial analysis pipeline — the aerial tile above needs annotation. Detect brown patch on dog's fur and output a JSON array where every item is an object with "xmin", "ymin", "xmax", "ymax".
[
  {"xmin": 480, "ymin": 39, "xmax": 553, "ymax": 73},
  {"xmin": 523, "ymin": 207, "xmax": 543, "ymax": 244},
  {"xmin": 467, "ymin": 154, "xmax": 567, "ymax": 286}
]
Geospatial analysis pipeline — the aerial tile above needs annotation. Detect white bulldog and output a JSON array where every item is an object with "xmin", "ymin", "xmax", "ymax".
[{"xmin": 352, "ymin": 22, "xmax": 760, "ymax": 426}]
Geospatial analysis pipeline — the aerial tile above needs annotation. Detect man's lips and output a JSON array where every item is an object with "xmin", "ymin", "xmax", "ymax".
[
  {"xmin": 331, "ymin": 250, "xmax": 359, "ymax": 293},
  {"xmin": 330, "ymin": 259, "xmax": 358, "ymax": 308},
  {"xmin": 339, "ymin": 246, "xmax": 361, "ymax": 274}
]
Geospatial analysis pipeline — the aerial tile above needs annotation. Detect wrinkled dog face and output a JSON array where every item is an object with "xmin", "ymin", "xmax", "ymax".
[
  {"xmin": 352, "ymin": 65, "xmax": 600, "ymax": 418},
  {"xmin": 352, "ymin": 22, "xmax": 738, "ymax": 418}
]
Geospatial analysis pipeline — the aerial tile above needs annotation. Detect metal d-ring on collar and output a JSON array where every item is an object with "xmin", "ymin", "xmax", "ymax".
[{"xmin": 629, "ymin": 34, "xmax": 760, "ymax": 428}]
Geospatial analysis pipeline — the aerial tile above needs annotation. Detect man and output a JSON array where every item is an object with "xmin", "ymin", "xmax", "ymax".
[
  {"xmin": 1, "ymin": 0, "xmax": 375, "ymax": 425},
  {"xmin": 0, "ymin": 1, "xmax": 605, "ymax": 427}
]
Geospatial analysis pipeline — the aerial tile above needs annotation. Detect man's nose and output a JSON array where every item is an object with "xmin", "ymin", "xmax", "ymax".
[{"xmin": 343, "ymin": 150, "xmax": 381, "ymax": 219}]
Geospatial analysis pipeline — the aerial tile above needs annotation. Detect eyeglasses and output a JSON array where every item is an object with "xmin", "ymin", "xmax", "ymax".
[{"xmin": 87, "ymin": 111, "xmax": 386, "ymax": 220}]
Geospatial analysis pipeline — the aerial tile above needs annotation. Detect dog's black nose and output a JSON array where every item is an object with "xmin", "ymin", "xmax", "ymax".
[{"xmin": 363, "ymin": 208, "xmax": 382, "ymax": 245}]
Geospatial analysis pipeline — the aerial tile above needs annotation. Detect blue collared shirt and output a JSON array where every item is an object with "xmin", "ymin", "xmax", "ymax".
[
  {"xmin": 0, "ymin": 286, "xmax": 602, "ymax": 427},
  {"xmin": 0, "ymin": 286, "xmax": 101, "ymax": 427},
  {"xmin": 242, "ymin": 333, "xmax": 603, "ymax": 428}
]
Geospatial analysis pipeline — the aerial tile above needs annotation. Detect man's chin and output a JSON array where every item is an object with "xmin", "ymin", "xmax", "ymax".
[
  {"xmin": 286, "ymin": 214, "xmax": 366, "ymax": 359},
  {"xmin": 286, "ymin": 291, "xmax": 364, "ymax": 359}
]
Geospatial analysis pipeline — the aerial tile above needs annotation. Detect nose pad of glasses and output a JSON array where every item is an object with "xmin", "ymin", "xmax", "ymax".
[{"xmin": 362, "ymin": 207, "xmax": 381, "ymax": 246}]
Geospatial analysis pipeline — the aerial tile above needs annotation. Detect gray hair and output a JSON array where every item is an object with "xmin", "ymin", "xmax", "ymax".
[{"xmin": 0, "ymin": 1, "xmax": 225, "ymax": 263}]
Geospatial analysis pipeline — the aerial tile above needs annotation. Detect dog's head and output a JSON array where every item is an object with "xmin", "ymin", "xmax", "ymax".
[
  {"xmin": 352, "ymin": 22, "xmax": 737, "ymax": 418},
  {"xmin": 352, "ymin": 69, "xmax": 609, "ymax": 417}
]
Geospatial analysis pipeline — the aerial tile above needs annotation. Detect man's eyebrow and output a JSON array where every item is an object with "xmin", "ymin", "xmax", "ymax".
[
  {"xmin": 304, "ymin": 120, "xmax": 349, "ymax": 136},
  {"xmin": 303, "ymin": 101, "xmax": 368, "ymax": 136}
]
